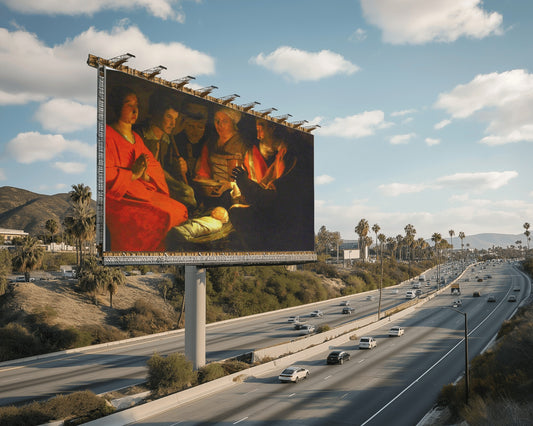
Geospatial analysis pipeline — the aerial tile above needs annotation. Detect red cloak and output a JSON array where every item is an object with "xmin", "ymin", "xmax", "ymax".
[{"xmin": 105, "ymin": 125, "xmax": 188, "ymax": 251}]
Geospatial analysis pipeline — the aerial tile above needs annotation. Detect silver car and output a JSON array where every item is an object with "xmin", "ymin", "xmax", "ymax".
[{"xmin": 279, "ymin": 366, "xmax": 310, "ymax": 383}]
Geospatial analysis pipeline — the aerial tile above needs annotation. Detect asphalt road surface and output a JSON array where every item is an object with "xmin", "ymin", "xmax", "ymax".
[{"xmin": 126, "ymin": 261, "xmax": 529, "ymax": 426}]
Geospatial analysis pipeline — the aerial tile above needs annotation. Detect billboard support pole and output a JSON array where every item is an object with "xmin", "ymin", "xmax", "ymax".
[{"xmin": 185, "ymin": 265, "xmax": 206, "ymax": 370}]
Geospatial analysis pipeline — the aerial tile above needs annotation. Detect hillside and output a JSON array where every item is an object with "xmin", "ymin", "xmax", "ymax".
[
  {"xmin": 0, "ymin": 186, "xmax": 96, "ymax": 237},
  {"xmin": 4, "ymin": 271, "xmax": 176, "ymax": 331},
  {"xmin": 0, "ymin": 186, "xmax": 525, "ymax": 250}
]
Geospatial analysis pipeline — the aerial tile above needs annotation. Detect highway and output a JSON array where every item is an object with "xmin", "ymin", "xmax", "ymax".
[
  {"xmin": 125, "ymin": 261, "xmax": 529, "ymax": 426},
  {"xmin": 0, "ymin": 260, "xmax": 522, "ymax": 416}
]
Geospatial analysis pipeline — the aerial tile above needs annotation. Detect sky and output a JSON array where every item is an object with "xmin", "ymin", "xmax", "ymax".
[{"xmin": 0, "ymin": 0, "xmax": 532, "ymax": 242}]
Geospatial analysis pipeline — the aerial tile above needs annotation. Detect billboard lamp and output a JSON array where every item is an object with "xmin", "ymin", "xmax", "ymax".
[
  {"xmin": 220, "ymin": 94, "xmax": 240, "ymax": 105},
  {"xmin": 171, "ymin": 75, "xmax": 196, "ymax": 88},
  {"xmin": 239, "ymin": 101, "xmax": 260, "ymax": 111},
  {"xmin": 273, "ymin": 113, "xmax": 292, "ymax": 123},
  {"xmin": 197, "ymin": 85, "xmax": 218, "ymax": 97},
  {"xmin": 258, "ymin": 107, "xmax": 278, "ymax": 117},
  {"xmin": 141, "ymin": 65, "xmax": 167, "ymax": 79},
  {"xmin": 303, "ymin": 124, "xmax": 321, "ymax": 132},
  {"xmin": 290, "ymin": 119, "xmax": 308, "ymax": 127},
  {"xmin": 108, "ymin": 53, "xmax": 135, "ymax": 68}
]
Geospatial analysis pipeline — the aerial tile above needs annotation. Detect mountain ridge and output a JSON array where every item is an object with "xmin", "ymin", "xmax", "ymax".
[
  {"xmin": 0, "ymin": 186, "xmax": 526, "ymax": 250},
  {"xmin": 0, "ymin": 186, "xmax": 95, "ymax": 237}
]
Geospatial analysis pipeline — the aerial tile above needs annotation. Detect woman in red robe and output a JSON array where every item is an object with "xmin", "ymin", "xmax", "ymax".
[{"xmin": 105, "ymin": 86, "xmax": 188, "ymax": 251}]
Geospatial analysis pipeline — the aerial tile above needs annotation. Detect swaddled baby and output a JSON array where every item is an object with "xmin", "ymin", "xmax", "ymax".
[{"xmin": 172, "ymin": 207, "xmax": 229, "ymax": 241}]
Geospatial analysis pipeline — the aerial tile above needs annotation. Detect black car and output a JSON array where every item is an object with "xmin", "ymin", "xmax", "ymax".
[
  {"xmin": 342, "ymin": 307, "xmax": 355, "ymax": 314},
  {"xmin": 326, "ymin": 351, "xmax": 351, "ymax": 365}
]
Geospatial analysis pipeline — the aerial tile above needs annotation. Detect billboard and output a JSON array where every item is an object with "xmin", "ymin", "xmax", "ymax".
[{"xmin": 94, "ymin": 61, "xmax": 315, "ymax": 266}]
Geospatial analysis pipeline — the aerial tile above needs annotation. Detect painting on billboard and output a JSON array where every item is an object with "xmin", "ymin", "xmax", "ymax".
[{"xmin": 102, "ymin": 68, "xmax": 314, "ymax": 257}]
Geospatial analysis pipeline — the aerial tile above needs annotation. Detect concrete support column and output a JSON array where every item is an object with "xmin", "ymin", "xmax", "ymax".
[{"xmin": 185, "ymin": 265, "xmax": 206, "ymax": 370}]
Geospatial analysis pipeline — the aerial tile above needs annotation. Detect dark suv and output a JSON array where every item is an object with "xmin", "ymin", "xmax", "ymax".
[
  {"xmin": 326, "ymin": 351, "xmax": 351, "ymax": 365},
  {"xmin": 342, "ymin": 307, "xmax": 355, "ymax": 314}
]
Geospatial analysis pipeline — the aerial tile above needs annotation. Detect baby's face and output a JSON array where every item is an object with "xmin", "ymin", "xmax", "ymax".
[{"xmin": 211, "ymin": 207, "xmax": 229, "ymax": 223}]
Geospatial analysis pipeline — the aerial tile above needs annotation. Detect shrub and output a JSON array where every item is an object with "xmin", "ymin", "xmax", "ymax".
[
  {"xmin": 146, "ymin": 352, "xmax": 195, "ymax": 397},
  {"xmin": 0, "ymin": 391, "xmax": 113, "ymax": 426},
  {"xmin": 197, "ymin": 363, "xmax": 226, "ymax": 384},
  {"xmin": 120, "ymin": 299, "xmax": 175, "ymax": 335},
  {"xmin": 0, "ymin": 323, "xmax": 43, "ymax": 361},
  {"xmin": 220, "ymin": 360, "xmax": 250, "ymax": 375},
  {"xmin": 317, "ymin": 324, "xmax": 331, "ymax": 333}
]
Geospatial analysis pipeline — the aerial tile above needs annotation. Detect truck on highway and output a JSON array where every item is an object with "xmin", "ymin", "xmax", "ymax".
[{"xmin": 451, "ymin": 283, "xmax": 461, "ymax": 295}]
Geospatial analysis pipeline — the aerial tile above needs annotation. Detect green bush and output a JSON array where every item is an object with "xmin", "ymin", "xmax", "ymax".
[
  {"xmin": 197, "ymin": 363, "xmax": 226, "ymax": 384},
  {"xmin": 0, "ymin": 391, "xmax": 113, "ymax": 426},
  {"xmin": 0, "ymin": 323, "xmax": 43, "ymax": 361},
  {"xmin": 220, "ymin": 360, "xmax": 250, "ymax": 375},
  {"xmin": 120, "ymin": 299, "xmax": 175, "ymax": 335},
  {"xmin": 147, "ymin": 352, "xmax": 195, "ymax": 397}
]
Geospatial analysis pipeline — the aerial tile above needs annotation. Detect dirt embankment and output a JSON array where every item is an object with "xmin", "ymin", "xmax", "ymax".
[{"xmin": 5, "ymin": 272, "xmax": 176, "ymax": 329}]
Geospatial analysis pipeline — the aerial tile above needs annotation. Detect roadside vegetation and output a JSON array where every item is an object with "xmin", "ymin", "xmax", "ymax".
[
  {"xmin": 0, "ymin": 391, "xmax": 114, "ymax": 426},
  {"xmin": 437, "ymin": 258, "xmax": 533, "ymax": 425}
]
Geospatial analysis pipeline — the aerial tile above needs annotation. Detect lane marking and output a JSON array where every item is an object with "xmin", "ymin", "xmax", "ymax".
[
  {"xmin": 361, "ymin": 296, "xmax": 503, "ymax": 426},
  {"xmin": 233, "ymin": 416, "xmax": 248, "ymax": 424}
]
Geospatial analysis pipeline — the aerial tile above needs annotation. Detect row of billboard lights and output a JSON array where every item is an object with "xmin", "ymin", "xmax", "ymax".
[{"xmin": 104, "ymin": 52, "xmax": 320, "ymax": 131}]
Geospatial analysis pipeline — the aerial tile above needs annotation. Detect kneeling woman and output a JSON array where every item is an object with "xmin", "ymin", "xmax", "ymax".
[{"xmin": 105, "ymin": 85, "xmax": 188, "ymax": 251}]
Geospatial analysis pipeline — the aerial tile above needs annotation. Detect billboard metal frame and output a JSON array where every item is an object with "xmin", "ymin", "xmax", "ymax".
[{"xmin": 89, "ymin": 54, "xmax": 317, "ymax": 266}]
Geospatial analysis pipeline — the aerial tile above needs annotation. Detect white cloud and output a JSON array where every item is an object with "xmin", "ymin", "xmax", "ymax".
[
  {"xmin": 391, "ymin": 108, "xmax": 417, "ymax": 117},
  {"xmin": 425, "ymin": 137, "xmax": 440, "ymax": 146},
  {"xmin": 4, "ymin": 132, "xmax": 95, "ymax": 164},
  {"xmin": 251, "ymin": 46, "xmax": 359, "ymax": 82},
  {"xmin": 0, "ymin": 89, "xmax": 45, "ymax": 105},
  {"xmin": 378, "ymin": 182, "xmax": 430, "ymax": 196},
  {"xmin": 436, "ymin": 171, "xmax": 518, "ymax": 191},
  {"xmin": 52, "ymin": 162, "xmax": 87, "ymax": 174},
  {"xmin": 378, "ymin": 171, "xmax": 517, "ymax": 198},
  {"xmin": 435, "ymin": 69, "xmax": 533, "ymax": 145},
  {"xmin": 315, "ymin": 175, "xmax": 335, "ymax": 185},
  {"xmin": 361, "ymin": 0, "xmax": 503, "ymax": 44},
  {"xmin": 0, "ymin": 25, "xmax": 215, "ymax": 105},
  {"xmin": 390, "ymin": 133, "xmax": 415, "ymax": 145},
  {"xmin": 316, "ymin": 110, "xmax": 391, "ymax": 138},
  {"xmin": 349, "ymin": 28, "xmax": 367, "ymax": 42},
  {"xmin": 315, "ymin": 196, "xmax": 532, "ymax": 241},
  {"xmin": 34, "ymin": 98, "xmax": 96, "ymax": 133},
  {"xmin": 434, "ymin": 119, "xmax": 451, "ymax": 129},
  {"xmin": 1, "ymin": 0, "xmax": 185, "ymax": 21}
]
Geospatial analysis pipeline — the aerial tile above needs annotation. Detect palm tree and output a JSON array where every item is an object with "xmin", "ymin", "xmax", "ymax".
[
  {"xmin": 448, "ymin": 229, "xmax": 455, "ymax": 257},
  {"xmin": 45, "ymin": 219, "xmax": 59, "ymax": 244},
  {"xmin": 431, "ymin": 232, "xmax": 442, "ymax": 289},
  {"xmin": 355, "ymin": 219, "xmax": 369, "ymax": 262},
  {"xmin": 103, "ymin": 268, "xmax": 126, "ymax": 308},
  {"xmin": 395, "ymin": 234, "xmax": 403, "ymax": 261},
  {"xmin": 524, "ymin": 223, "xmax": 531, "ymax": 257},
  {"xmin": 12, "ymin": 235, "xmax": 45, "ymax": 282},
  {"xmin": 64, "ymin": 185, "xmax": 96, "ymax": 266},
  {"xmin": 404, "ymin": 224, "xmax": 416, "ymax": 278},
  {"xmin": 69, "ymin": 183, "xmax": 92, "ymax": 204},
  {"xmin": 377, "ymin": 233, "xmax": 386, "ymax": 319},
  {"xmin": 372, "ymin": 224, "xmax": 380, "ymax": 262}
]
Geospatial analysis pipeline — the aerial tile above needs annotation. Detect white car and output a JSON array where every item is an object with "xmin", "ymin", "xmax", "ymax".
[
  {"xmin": 340, "ymin": 300, "xmax": 350, "ymax": 306},
  {"xmin": 388, "ymin": 326, "xmax": 405, "ymax": 337},
  {"xmin": 287, "ymin": 315, "xmax": 299, "ymax": 323},
  {"xmin": 278, "ymin": 366, "xmax": 310, "ymax": 383},
  {"xmin": 299, "ymin": 324, "xmax": 316, "ymax": 335},
  {"xmin": 405, "ymin": 291, "xmax": 416, "ymax": 299},
  {"xmin": 310, "ymin": 310, "xmax": 323, "ymax": 317},
  {"xmin": 359, "ymin": 336, "xmax": 377, "ymax": 349}
]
